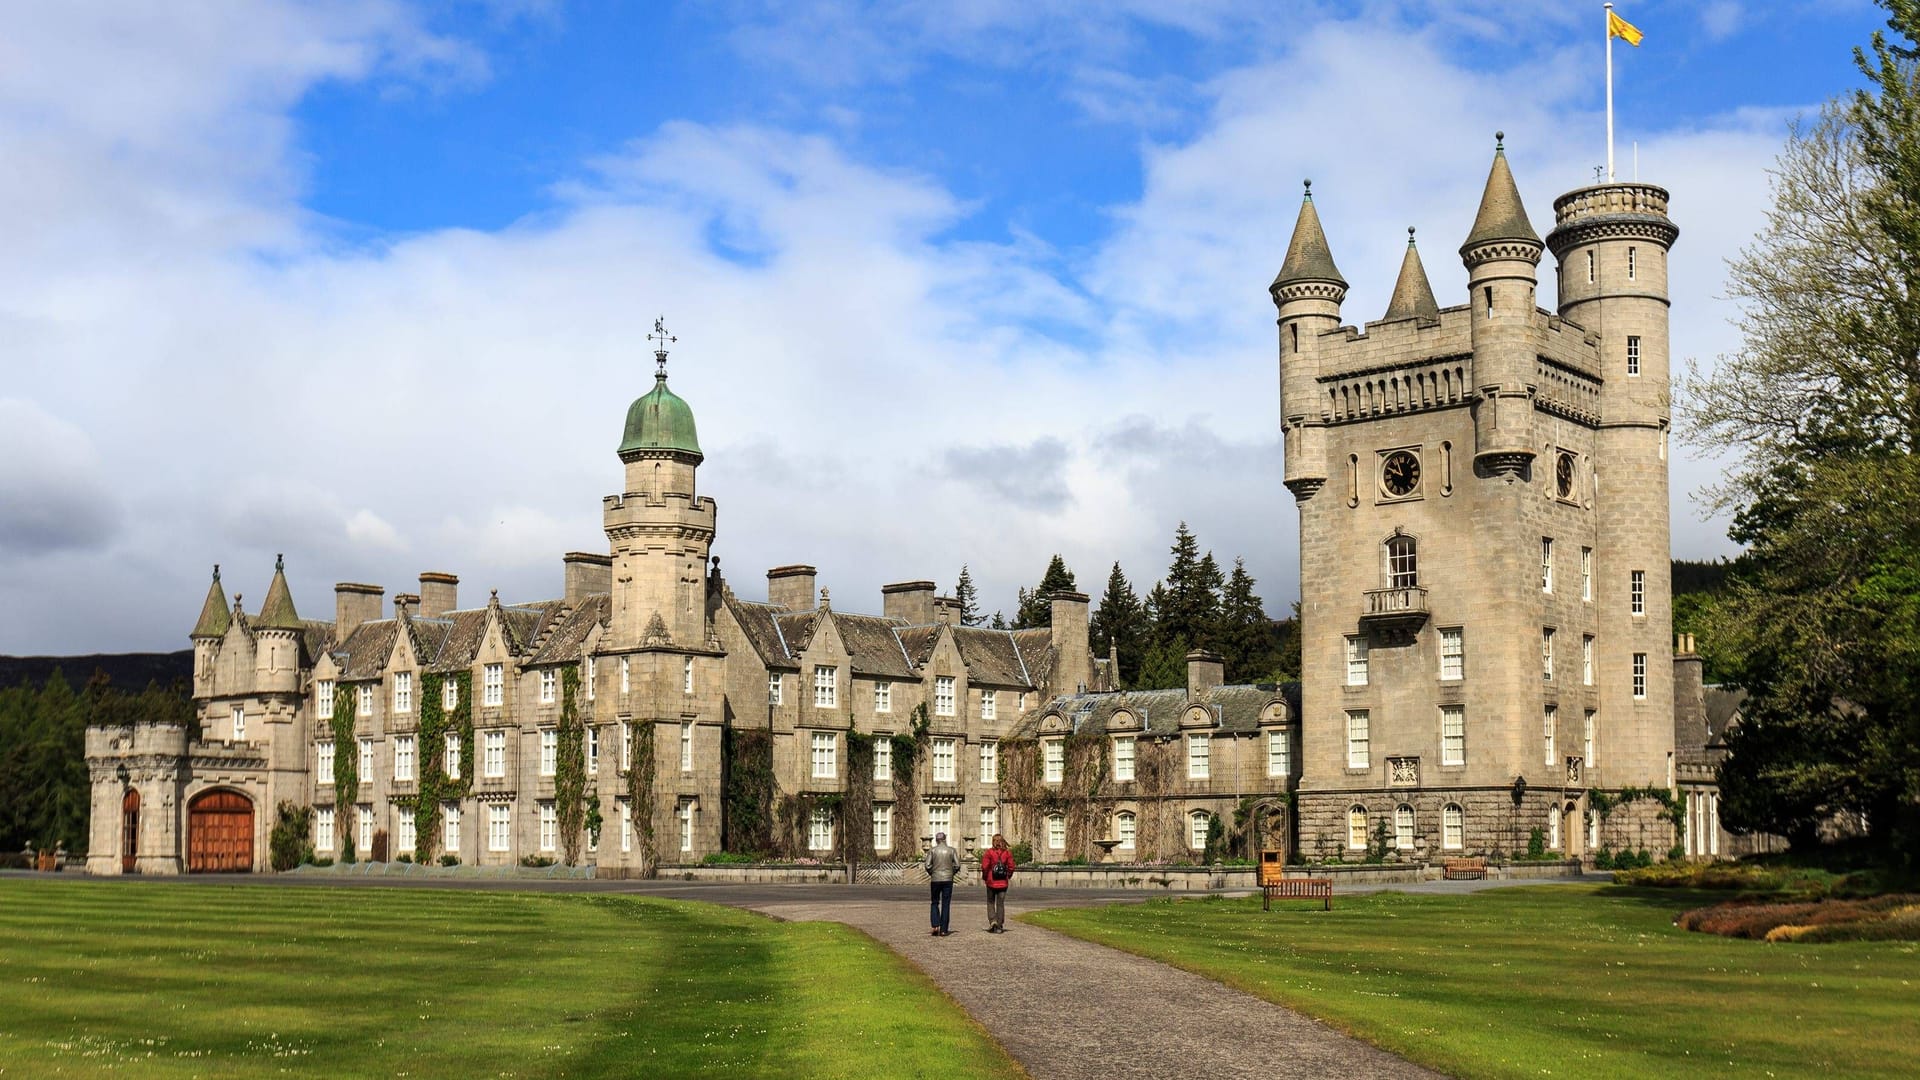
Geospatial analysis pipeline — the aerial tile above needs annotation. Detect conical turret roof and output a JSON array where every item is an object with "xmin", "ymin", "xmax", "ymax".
[
  {"xmin": 1461, "ymin": 133, "xmax": 1540, "ymax": 254},
  {"xmin": 1383, "ymin": 228, "xmax": 1440, "ymax": 322},
  {"xmin": 256, "ymin": 554, "xmax": 303, "ymax": 631},
  {"xmin": 1272, "ymin": 182, "xmax": 1347, "ymax": 290},
  {"xmin": 192, "ymin": 565, "xmax": 230, "ymax": 639}
]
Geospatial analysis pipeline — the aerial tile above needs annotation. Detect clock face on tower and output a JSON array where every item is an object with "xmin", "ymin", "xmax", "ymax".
[
  {"xmin": 1556, "ymin": 451, "xmax": 1577, "ymax": 499},
  {"xmin": 1381, "ymin": 450, "xmax": 1421, "ymax": 498}
]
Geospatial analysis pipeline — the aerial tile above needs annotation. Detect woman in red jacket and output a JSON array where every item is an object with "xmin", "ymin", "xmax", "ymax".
[{"xmin": 980, "ymin": 833, "xmax": 1015, "ymax": 933}]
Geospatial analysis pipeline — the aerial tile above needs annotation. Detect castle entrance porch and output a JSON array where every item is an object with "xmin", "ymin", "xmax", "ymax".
[{"xmin": 186, "ymin": 789, "xmax": 253, "ymax": 873}]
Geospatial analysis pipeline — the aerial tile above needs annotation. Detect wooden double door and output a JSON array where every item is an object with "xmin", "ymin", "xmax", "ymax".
[{"xmin": 187, "ymin": 789, "xmax": 254, "ymax": 873}]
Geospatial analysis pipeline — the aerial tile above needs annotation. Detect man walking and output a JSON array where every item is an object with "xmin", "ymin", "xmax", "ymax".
[
  {"xmin": 925, "ymin": 831, "xmax": 959, "ymax": 936},
  {"xmin": 980, "ymin": 832, "xmax": 1015, "ymax": 933}
]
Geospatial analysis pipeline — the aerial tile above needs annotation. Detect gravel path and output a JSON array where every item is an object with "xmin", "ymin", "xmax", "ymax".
[{"xmin": 743, "ymin": 891, "xmax": 1444, "ymax": 1080}]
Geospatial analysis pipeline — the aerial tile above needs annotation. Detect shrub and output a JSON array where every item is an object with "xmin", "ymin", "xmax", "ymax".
[
  {"xmin": 1011, "ymin": 841, "xmax": 1033, "ymax": 865},
  {"xmin": 1667, "ymin": 844, "xmax": 1686, "ymax": 863},
  {"xmin": 1593, "ymin": 845, "xmax": 1615, "ymax": 870},
  {"xmin": 396, "ymin": 853, "xmax": 412, "ymax": 864},
  {"xmin": 439, "ymin": 854, "xmax": 460, "ymax": 867},
  {"xmin": 268, "ymin": 802, "xmax": 311, "ymax": 872},
  {"xmin": 1526, "ymin": 828, "xmax": 1546, "ymax": 860},
  {"xmin": 520, "ymin": 855, "xmax": 556, "ymax": 868},
  {"xmin": 1678, "ymin": 895, "xmax": 1920, "ymax": 940},
  {"xmin": 306, "ymin": 856, "xmax": 334, "ymax": 868},
  {"xmin": 701, "ymin": 851, "xmax": 760, "ymax": 865}
]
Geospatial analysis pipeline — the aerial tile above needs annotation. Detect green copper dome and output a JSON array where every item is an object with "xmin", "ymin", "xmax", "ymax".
[{"xmin": 619, "ymin": 372, "xmax": 702, "ymax": 457}]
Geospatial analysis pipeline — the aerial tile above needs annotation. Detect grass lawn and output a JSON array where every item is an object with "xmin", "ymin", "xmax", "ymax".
[
  {"xmin": 1028, "ymin": 884, "xmax": 1920, "ymax": 1079},
  {"xmin": 0, "ymin": 879, "xmax": 1021, "ymax": 1079}
]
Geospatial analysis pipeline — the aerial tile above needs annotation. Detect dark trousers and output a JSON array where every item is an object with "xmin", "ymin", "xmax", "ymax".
[
  {"xmin": 929, "ymin": 880, "xmax": 953, "ymax": 931},
  {"xmin": 986, "ymin": 887, "xmax": 1006, "ymax": 928}
]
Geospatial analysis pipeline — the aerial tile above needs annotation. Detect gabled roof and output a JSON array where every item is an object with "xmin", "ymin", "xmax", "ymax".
[
  {"xmin": 426, "ymin": 608, "xmax": 490, "ymax": 674},
  {"xmin": 725, "ymin": 596, "xmax": 797, "ymax": 667},
  {"xmin": 894, "ymin": 625, "xmax": 941, "ymax": 669},
  {"xmin": 951, "ymin": 626, "xmax": 1033, "ymax": 687},
  {"xmin": 500, "ymin": 601, "xmax": 565, "ymax": 654},
  {"xmin": 1028, "ymin": 682, "xmax": 1297, "ymax": 738},
  {"xmin": 528, "ymin": 595, "xmax": 610, "ymax": 666},
  {"xmin": 833, "ymin": 612, "xmax": 917, "ymax": 679},
  {"xmin": 333, "ymin": 619, "xmax": 401, "ymax": 681},
  {"xmin": 1010, "ymin": 629, "xmax": 1052, "ymax": 687},
  {"xmin": 775, "ymin": 611, "xmax": 819, "ymax": 654}
]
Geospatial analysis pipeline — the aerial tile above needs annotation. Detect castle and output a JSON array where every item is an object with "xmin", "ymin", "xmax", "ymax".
[{"xmin": 87, "ymin": 138, "xmax": 1744, "ymax": 875}]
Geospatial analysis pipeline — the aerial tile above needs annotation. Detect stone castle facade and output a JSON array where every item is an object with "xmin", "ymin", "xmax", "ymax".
[{"xmin": 87, "ymin": 137, "xmax": 1743, "ymax": 876}]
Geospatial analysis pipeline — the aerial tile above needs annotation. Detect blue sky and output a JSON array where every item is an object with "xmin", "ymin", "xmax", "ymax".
[{"xmin": 0, "ymin": 0, "xmax": 1891, "ymax": 652}]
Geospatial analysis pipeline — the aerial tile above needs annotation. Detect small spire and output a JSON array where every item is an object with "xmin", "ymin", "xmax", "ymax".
[
  {"xmin": 193, "ymin": 565, "xmax": 232, "ymax": 638},
  {"xmin": 648, "ymin": 316, "xmax": 677, "ymax": 382},
  {"xmin": 1461, "ymin": 132, "xmax": 1541, "ymax": 256},
  {"xmin": 256, "ymin": 556, "xmax": 302, "ymax": 630},
  {"xmin": 1383, "ymin": 226, "xmax": 1441, "ymax": 323},
  {"xmin": 1272, "ymin": 181, "xmax": 1347, "ymax": 291}
]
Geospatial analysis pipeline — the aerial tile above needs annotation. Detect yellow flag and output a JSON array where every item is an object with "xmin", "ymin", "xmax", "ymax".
[{"xmin": 1608, "ymin": 9, "xmax": 1644, "ymax": 46}]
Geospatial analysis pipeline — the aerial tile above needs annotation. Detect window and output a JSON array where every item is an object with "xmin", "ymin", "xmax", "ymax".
[
  {"xmin": 1631, "ymin": 570, "xmax": 1646, "ymax": 615},
  {"xmin": 1626, "ymin": 334, "xmax": 1641, "ymax": 376},
  {"xmin": 395, "ymin": 813, "xmax": 414, "ymax": 855},
  {"xmin": 619, "ymin": 799, "xmax": 632, "ymax": 853},
  {"xmin": 1440, "ymin": 628, "xmax": 1464, "ymax": 681},
  {"xmin": 935, "ymin": 675, "xmax": 956, "ymax": 716},
  {"xmin": 813, "ymin": 665, "xmax": 837, "ymax": 707},
  {"xmin": 1395, "ymin": 804, "xmax": 1415, "ymax": 850},
  {"xmin": 1345, "ymin": 635, "xmax": 1369, "ymax": 686},
  {"xmin": 358, "ymin": 805, "xmax": 373, "ymax": 853},
  {"xmin": 873, "ymin": 680, "xmax": 890, "ymax": 713},
  {"xmin": 677, "ymin": 799, "xmax": 694, "ymax": 853},
  {"xmin": 1113, "ymin": 736, "xmax": 1136, "ymax": 782},
  {"xmin": 488, "ymin": 804, "xmax": 510, "ymax": 852},
  {"xmin": 1548, "ymin": 809, "xmax": 1562, "ymax": 850},
  {"xmin": 927, "ymin": 804, "xmax": 951, "ymax": 839},
  {"xmin": 1387, "ymin": 535, "xmax": 1418, "ymax": 588},
  {"xmin": 1442, "ymin": 804, "xmax": 1464, "ymax": 849},
  {"xmin": 1116, "ymin": 811, "xmax": 1136, "ymax": 849},
  {"xmin": 1047, "ymin": 813, "xmax": 1065, "ymax": 850},
  {"xmin": 1627, "ymin": 245, "xmax": 1637, "ymax": 279},
  {"xmin": 1582, "ymin": 548, "xmax": 1593, "ymax": 601},
  {"xmin": 317, "ymin": 740, "xmax": 335, "ymax": 783},
  {"xmin": 359, "ymin": 738, "xmax": 374, "ymax": 782},
  {"xmin": 540, "ymin": 670, "xmax": 556, "ymax": 704},
  {"xmin": 1267, "ymin": 730, "xmax": 1290, "ymax": 778},
  {"xmin": 1347, "ymin": 805, "xmax": 1368, "ymax": 850},
  {"xmin": 394, "ymin": 671, "xmax": 412, "ymax": 714},
  {"xmin": 621, "ymin": 721, "xmax": 632, "ymax": 771},
  {"xmin": 1583, "ymin": 635, "xmax": 1595, "ymax": 686},
  {"xmin": 680, "ymin": 722, "xmax": 693, "ymax": 772},
  {"xmin": 1586, "ymin": 248, "xmax": 1595, "ymax": 283},
  {"xmin": 483, "ymin": 664, "xmax": 504, "ymax": 707},
  {"xmin": 932, "ymin": 737, "xmax": 957, "ymax": 782},
  {"xmin": 683, "ymin": 658, "xmax": 694, "ymax": 694},
  {"xmin": 395, "ymin": 735, "xmax": 415, "ymax": 782},
  {"xmin": 980, "ymin": 805, "xmax": 998, "ymax": 843},
  {"xmin": 445, "ymin": 733, "xmax": 461, "ymax": 780},
  {"xmin": 620, "ymin": 656, "xmax": 630, "ymax": 694},
  {"xmin": 1543, "ymin": 628, "xmax": 1556, "ymax": 681},
  {"xmin": 808, "ymin": 807, "xmax": 833, "ymax": 851},
  {"xmin": 1441, "ymin": 705, "xmax": 1465, "ymax": 766},
  {"xmin": 587, "ymin": 727, "xmax": 599, "ymax": 775},
  {"xmin": 483, "ymin": 730, "xmax": 505, "ymax": 778},
  {"xmin": 231, "ymin": 705, "xmax": 245, "ymax": 742},
  {"xmin": 1044, "ymin": 739, "xmax": 1064, "ymax": 783},
  {"xmin": 768, "ymin": 672, "xmax": 782, "ymax": 705},
  {"xmin": 873, "ymin": 804, "xmax": 893, "ymax": 852},
  {"xmin": 979, "ymin": 690, "xmax": 995, "ymax": 721},
  {"xmin": 1541, "ymin": 537, "xmax": 1554, "ymax": 592},
  {"xmin": 1544, "ymin": 705, "xmax": 1558, "ymax": 766},
  {"xmin": 443, "ymin": 679, "xmax": 459, "ymax": 710},
  {"xmin": 318, "ymin": 679, "xmax": 335, "ymax": 719},
  {"xmin": 539, "ymin": 729, "xmax": 557, "ymax": 776},
  {"xmin": 1633, "ymin": 653, "xmax": 1648, "ymax": 699},
  {"xmin": 1584, "ymin": 710, "xmax": 1597, "ymax": 768},
  {"xmin": 316, "ymin": 807, "xmax": 335, "ymax": 852},
  {"xmin": 1189, "ymin": 810, "xmax": 1211, "ymax": 850},
  {"xmin": 874, "ymin": 736, "xmax": 892, "ymax": 781},
  {"xmin": 358, "ymin": 684, "xmax": 374, "ymax": 717},
  {"xmin": 1346, "ymin": 710, "xmax": 1370, "ymax": 769},
  {"xmin": 585, "ymin": 657, "xmax": 595, "ymax": 701},
  {"xmin": 980, "ymin": 741, "xmax": 998, "ymax": 784},
  {"xmin": 1187, "ymin": 734, "xmax": 1211, "ymax": 780},
  {"xmin": 443, "ymin": 804, "xmax": 460, "ymax": 854},
  {"xmin": 810, "ymin": 731, "xmax": 836, "ymax": 779}
]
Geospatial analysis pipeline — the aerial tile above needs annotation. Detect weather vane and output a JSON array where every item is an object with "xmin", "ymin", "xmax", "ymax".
[{"xmin": 648, "ymin": 316, "xmax": 677, "ymax": 378}]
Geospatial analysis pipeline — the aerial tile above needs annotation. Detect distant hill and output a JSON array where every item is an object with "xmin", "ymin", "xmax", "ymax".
[
  {"xmin": 1672, "ymin": 558, "xmax": 1737, "ymax": 596},
  {"xmin": 0, "ymin": 651, "xmax": 193, "ymax": 691}
]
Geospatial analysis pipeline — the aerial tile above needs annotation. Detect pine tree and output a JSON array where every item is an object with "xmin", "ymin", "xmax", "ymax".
[
  {"xmin": 954, "ymin": 565, "xmax": 983, "ymax": 627},
  {"xmin": 1153, "ymin": 523, "xmax": 1222, "ymax": 651},
  {"xmin": 1089, "ymin": 562, "xmax": 1150, "ymax": 687},
  {"xmin": 1013, "ymin": 555, "xmax": 1078, "ymax": 629},
  {"xmin": 1135, "ymin": 636, "xmax": 1191, "ymax": 691},
  {"xmin": 1219, "ymin": 558, "xmax": 1274, "ymax": 683}
]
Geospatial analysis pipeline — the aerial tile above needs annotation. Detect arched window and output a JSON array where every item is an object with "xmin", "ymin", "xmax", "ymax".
[
  {"xmin": 1189, "ymin": 810, "xmax": 1211, "ymax": 850},
  {"xmin": 1548, "ymin": 807, "xmax": 1562, "ymax": 850},
  {"xmin": 1442, "ymin": 804, "xmax": 1465, "ymax": 850},
  {"xmin": 1116, "ymin": 811, "xmax": 1136, "ymax": 850},
  {"xmin": 1394, "ymin": 804, "xmax": 1415, "ymax": 851},
  {"xmin": 1046, "ymin": 812, "xmax": 1065, "ymax": 850},
  {"xmin": 1347, "ymin": 805, "xmax": 1368, "ymax": 850},
  {"xmin": 1387, "ymin": 535, "xmax": 1418, "ymax": 588}
]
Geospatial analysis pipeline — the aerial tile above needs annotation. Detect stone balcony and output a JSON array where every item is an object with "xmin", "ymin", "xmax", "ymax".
[{"xmin": 1360, "ymin": 587, "xmax": 1429, "ymax": 635}]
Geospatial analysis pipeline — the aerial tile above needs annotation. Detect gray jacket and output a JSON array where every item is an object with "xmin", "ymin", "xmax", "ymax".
[{"xmin": 924, "ymin": 843, "xmax": 960, "ymax": 883}]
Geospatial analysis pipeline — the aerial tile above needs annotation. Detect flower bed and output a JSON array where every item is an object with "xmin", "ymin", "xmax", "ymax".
[{"xmin": 1676, "ymin": 894, "xmax": 1920, "ymax": 942}]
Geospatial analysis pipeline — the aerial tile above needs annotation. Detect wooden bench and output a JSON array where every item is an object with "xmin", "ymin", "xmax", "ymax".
[
  {"xmin": 1262, "ymin": 877, "xmax": 1332, "ymax": 911},
  {"xmin": 1442, "ymin": 856, "xmax": 1487, "ymax": 880}
]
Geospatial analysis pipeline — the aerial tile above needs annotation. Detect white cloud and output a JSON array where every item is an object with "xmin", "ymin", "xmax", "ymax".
[{"xmin": 0, "ymin": 400, "xmax": 120, "ymax": 559}]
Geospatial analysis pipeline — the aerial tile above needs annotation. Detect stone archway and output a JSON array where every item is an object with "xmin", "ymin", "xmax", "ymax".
[
  {"xmin": 187, "ymin": 789, "xmax": 254, "ymax": 873},
  {"xmin": 120, "ymin": 788, "xmax": 140, "ymax": 873}
]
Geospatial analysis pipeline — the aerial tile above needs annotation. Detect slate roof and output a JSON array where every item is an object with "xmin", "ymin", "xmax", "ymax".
[
  {"xmin": 951, "ymin": 626, "xmax": 1032, "ymax": 687},
  {"xmin": 834, "ymin": 612, "xmax": 917, "ymax": 679},
  {"xmin": 528, "ymin": 594, "xmax": 610, "ymax": 666},
  {"xmin": 334, "ymin": 619, "xmax": 401, "ymax": 681},
  {"xmin": 722, "ymin": 594, "xmax": 1043, "ymax": 688},
  {"xmin": 1028, "ymin": 682, "xmax": 1297, "ymax": 738},
  {"xmin": 775, "ymin": 611, "xmax": 819, "ymax": 654},
  {"xmin": 427, "ymin": 608, "xmax": 491, "ymax": 674},
  {"xmin": 500, "ymin": 601, "xmax": 565, "ymax": 654},
  {"xmin": 726, "ymin": 596, "xmax": 797, "ymax": 668},
  {"xmin": 1010, "ymin": 630, "xmax": 1053, "ymax": 687},
  {"xmin": 1704, "ymin": 685, "xmax": 1748, "ymax": 746}
]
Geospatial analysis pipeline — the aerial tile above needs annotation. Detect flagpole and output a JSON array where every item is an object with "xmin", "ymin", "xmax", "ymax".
[{"xmin": 1605, "ymin": 3, "xmax": 1616, "ymax": 181}]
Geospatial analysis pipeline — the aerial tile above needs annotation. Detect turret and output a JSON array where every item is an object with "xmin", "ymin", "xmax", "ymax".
[
  {"xmin": 190, "ymin": 565, "xmax": 229, "ymax": 687},
  {"xmin": 1459, "ymin": 133, "xmax": 1543, "ymax": 478},
  {"xmin": 1271, "ymin": 180, "xmax": 1348, "ymax": 502},
  {"xmin": 253, "ymin": 554, "xmax": 303, "ymax": 694}
]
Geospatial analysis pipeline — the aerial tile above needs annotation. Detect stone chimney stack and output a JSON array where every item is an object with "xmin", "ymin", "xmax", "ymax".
[
  {"xmin": 1186, "ymin": 649, "xmax": 1225, "ymax": 696},
  {"xmin": 563, "ymin": 552, "xmax": 613, "ymax": 604},
  {"xmin": 1048, "ymin": 591, "xmax": 1091, "ymax": 695},
  {"xmin": 418, "ymin": 572, "xmax": 458, "ymax": 618},
  {"xmin": 933, "ymin": 596, "xmax": 962, "ymax": 625},
  {"xmin": 393, "ymin": 593, "xmax": 419, "ymax": 618},
  {"xmin": 883, "ymin": 581, "xmax": 937, "ymax": 624},
  {"xmin": 335, "ymin": 582, "xmax": 383, "ymax": 642},
  {"xmin": 1672, "ymin": 633, "xmax": 1707, "ymax": 752},
  {"xmin": 768, "ymin": 565, "xmax": 818, "ymax": 611}
]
